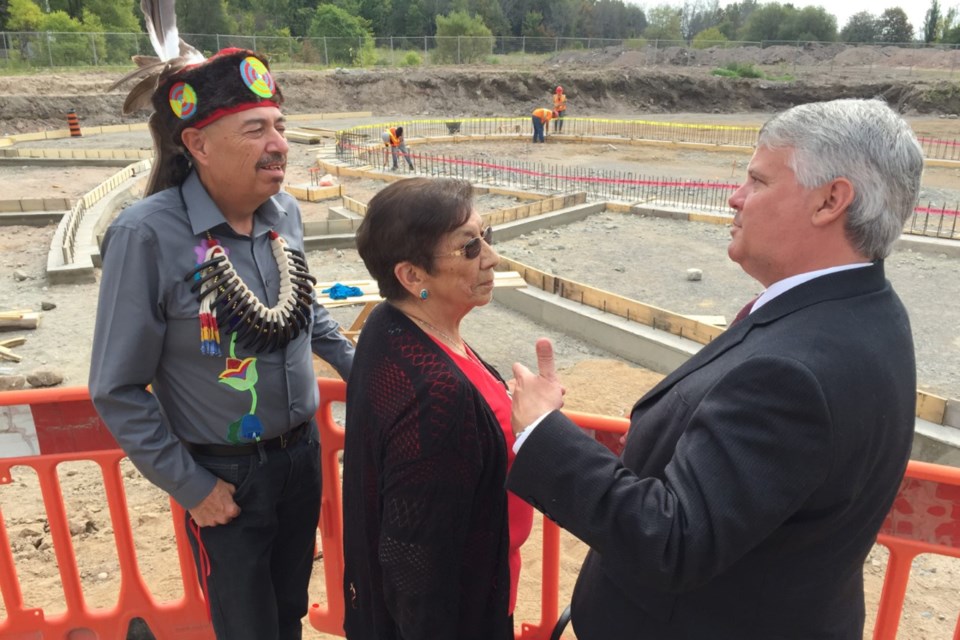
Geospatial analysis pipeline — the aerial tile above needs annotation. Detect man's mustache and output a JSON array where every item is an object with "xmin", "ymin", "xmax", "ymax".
[{"xmin": 256, "ymin": 154, "xmax": 286, "ymax": 168}]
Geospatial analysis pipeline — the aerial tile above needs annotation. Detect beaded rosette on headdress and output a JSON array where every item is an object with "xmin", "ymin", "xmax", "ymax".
[{"xmin": 156, "ymin": 48, "xmax": 282, "ymax": 133}]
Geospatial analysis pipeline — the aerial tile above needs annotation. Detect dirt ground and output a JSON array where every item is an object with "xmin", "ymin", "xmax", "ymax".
[{"xmin": 1, "ymin": 58, "xmax": 959, "ymax": 639}]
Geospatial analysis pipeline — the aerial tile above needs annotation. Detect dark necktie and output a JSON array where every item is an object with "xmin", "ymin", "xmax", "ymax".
[{"xmin": 731, "ymin": 296, "xmax": 759, "ymax": 325}]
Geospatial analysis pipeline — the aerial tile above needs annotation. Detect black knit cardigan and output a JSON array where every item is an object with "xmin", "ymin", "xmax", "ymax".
[{"xmin": 342, "ymin": 302, "xmax": 513, "ymax": 640}]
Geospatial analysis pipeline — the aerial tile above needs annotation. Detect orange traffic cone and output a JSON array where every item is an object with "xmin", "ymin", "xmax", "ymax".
[{"xmin": 66, "ymin": 109, "xmax": 82, "ymax": 137}]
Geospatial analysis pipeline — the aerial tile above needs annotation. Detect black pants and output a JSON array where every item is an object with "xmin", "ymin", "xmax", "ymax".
[{"xmin": 185, "ymin": 431, "xmax": 321, "ymax": 640}]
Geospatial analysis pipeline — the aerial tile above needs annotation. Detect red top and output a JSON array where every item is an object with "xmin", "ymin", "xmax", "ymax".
[{"xmin": 434, "ymin": 337, "xmax": 534, "ymax": 615}]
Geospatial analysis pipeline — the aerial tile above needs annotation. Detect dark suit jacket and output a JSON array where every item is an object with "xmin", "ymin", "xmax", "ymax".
[{"xmin": 507, "ymin": 261, "xmax": 915, "ymax": 639}]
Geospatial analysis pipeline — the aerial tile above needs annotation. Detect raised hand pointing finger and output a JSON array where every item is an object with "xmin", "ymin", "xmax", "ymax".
[{"xmin": 536, "ymin": 337, "xmax": 557, "ymax": 382}]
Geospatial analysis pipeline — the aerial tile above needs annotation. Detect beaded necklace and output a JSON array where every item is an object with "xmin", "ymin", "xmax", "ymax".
[{"xmin": 186, "ymin": 230, "xmax": 316, "ymax": 355}]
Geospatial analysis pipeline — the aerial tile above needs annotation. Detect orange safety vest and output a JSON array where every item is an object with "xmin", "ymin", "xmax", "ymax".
[
  {"xmin": 553, "ymin": 92, "xmax": 566, "ymax": 112},
  {"xmin": 386, "ymin": 128, "xmax": 401, "ymax": 147},
  {"xmin": 532, "ymin": 108, "xmax": 553, "ymax": 123}
]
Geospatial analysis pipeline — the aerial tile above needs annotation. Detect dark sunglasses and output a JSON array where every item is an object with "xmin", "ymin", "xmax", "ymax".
[{"xmin": 436, "ymin": 226, "xmax": 493, "ymax": 260}]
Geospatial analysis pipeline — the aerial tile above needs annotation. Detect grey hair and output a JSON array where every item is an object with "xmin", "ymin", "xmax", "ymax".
[{"xmin": 758, "ymin": 98, "xmax": 923, "ymax": 260}]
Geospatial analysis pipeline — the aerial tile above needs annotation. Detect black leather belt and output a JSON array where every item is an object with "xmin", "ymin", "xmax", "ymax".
[{"xmin": 184, "ymin": 422, "xmax": 309, "ymax": 457}]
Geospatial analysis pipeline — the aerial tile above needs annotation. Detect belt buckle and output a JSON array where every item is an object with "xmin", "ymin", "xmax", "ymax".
[{"xmin": 280, "ymin": 431, "xmax": 289, "ymax": 448}]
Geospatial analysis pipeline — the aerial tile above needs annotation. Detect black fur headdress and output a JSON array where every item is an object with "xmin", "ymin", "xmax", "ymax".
[{"xmin": 110, "ymin": 0, "xmax": 283, "ymax": 195}]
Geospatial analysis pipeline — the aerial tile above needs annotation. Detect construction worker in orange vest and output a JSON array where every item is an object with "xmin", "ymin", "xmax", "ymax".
[
  {"xmin": 380, "ymin": 126, "xmax": 415, "ymax": 171},
  {"xmin": 553, "ymin": 85, "xmax": 567, "ymax": 133},
  {"xmin": 531, "ymin": 108, "xmax": 555, "ymax": 143}
]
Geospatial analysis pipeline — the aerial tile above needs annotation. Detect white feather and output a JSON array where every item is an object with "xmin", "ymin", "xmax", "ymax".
[{"xmin": 140, "ymin": 0, "xmax": 185, "ymax": 62}]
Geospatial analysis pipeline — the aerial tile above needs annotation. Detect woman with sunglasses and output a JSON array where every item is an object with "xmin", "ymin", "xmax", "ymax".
[{"xmin": 342, "ymin": 177, "xmax": 531, "ymax": 640}]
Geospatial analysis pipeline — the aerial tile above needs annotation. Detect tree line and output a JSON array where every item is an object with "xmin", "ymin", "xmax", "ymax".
[{"xmin": 1, "ymin": 0, "xmax": 958, "ymax": 67}]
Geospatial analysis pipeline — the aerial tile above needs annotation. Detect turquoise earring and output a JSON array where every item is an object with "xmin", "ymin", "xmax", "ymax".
[{"xmin": 419, "ymin": 288, "xmax": 429, "ymax": 300}]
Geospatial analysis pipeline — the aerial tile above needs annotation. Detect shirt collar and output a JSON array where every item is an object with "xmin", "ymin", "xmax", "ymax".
[
  {"xmin": 182, "ymin": 170, "xmax": 285, "ymax": 238},
  {"xmin": 752, "ymin": 262, "xmax": 872, "ymax": 314}
]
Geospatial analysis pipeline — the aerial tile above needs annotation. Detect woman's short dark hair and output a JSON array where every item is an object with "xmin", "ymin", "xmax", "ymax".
[{"xmin": 356, "ymin": 177, "xmax": 474, "ymax": 301}]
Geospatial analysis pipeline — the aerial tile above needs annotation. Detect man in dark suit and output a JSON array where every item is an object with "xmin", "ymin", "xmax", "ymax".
[{"xmin": 507, "ymin": 98, "xmax": 923, "ymax": 639}]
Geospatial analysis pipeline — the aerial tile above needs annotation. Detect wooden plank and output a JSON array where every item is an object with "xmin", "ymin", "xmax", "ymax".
[
  {"xmin": 286, "ymin": 129, "xmax": 322, "ymax": 145},
  {"xmin": 0, "ymin": 311, "xmax": 41, "ymax": 331},
  {"xmin": 687, "ymin": 314, "xmax": 728, "ymax": 327},
  {"xmin": 916, "ymin": 391, "xmax": 947, "ymax": 424},
  {"xmin": 497, "ymin": 256, "xmax": 722, "ymax": 344}
]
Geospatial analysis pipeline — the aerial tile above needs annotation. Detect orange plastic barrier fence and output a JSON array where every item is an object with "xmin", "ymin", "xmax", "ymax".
[{"xmin": 1, "ymin": 384, "xmax": 958, "ymax": 639}]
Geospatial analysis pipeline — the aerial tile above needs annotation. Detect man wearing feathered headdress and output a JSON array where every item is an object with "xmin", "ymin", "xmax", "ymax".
[{"xmin": 89, "ymin": 2, "xmax": 355, "ymax": 637}]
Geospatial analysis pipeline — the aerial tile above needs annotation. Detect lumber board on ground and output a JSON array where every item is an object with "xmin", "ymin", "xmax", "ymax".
[
  {"xmin": 0, "ymin": 336, "xmax": 25, "ymax": 362},
  {"xmin": 916, "ymin": 391, "xmax": 947, "ymax": 424},
  {"xmin": 0, "ymin": 311, "xmax": 40, "ymax": 331},
  {"xmin": 286, "ymin": 129, "xmax": 322, "ymax": 144}
]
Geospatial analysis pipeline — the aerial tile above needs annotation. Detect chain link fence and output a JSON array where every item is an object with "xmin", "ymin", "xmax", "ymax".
[{"xmin": 2, "ymin": 31, "xmax": 959, "ymax": 77}]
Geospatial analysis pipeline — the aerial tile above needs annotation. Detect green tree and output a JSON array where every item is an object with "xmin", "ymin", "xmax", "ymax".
[
  {"xmin": 287, "ymin": 7, "xmax": 316, "ymax": 37},
  {"xmin": 307, "ymin": 3, "xmax": 373, "ymax": 64},
  {"xmin": 179, "ymin": 0, "xmax": 235, "ymax": 42},
  {"xmin": 715, "ymin": 0, "xmax": 757, "ymax": 40},
  {"xmin": 691, "ymin": 25, "xmax": 727, "ymax": 48},
  {"xmin": 542, "ymin": 0, "xmax": 578, "ymax": 37},
  {"xmin": 0, "ymin": 0, "xmax": 9, "ymax": 31},
  {"xmin": 7, "ymin": 0, "xmax": 42, "ymax": 31},
  {"xmin": 502, "ymin": 0, "xmax": 535, "ymax": 36},
  {"xmin": 399, "ymin": 0, "xmax": 433, "ymax": 37},
  {"xmin": 360, "ymin": 0, "xmax": 392, "ymax": 36},
  {"xmin": 840, "ymin": 11, "xmax": 878, "ymax": 43},
  {"xmin": 940, "ymin": 7, "xmax": 959, "ymax": 41},
  {"xmin": 619, "ymin": 3, "xmax": 647, "ymax": 38},
  {"xmin": 741, "ymin": 2, "xmax": 788, "ymax": 42},
  {"xmin": 944, "ymin": 22, "xmax": 960, "ymax": 44},
  {"xmin": 643, "ymin": 4, "xmax": 682, "ymax": 43},
  {"xmin": 876, "ymin": 7, "xmax": 915, "ymax": 43},
  {"xmin": 84, "ymin": 0, "xmax": 138, "ymax": 31},
  {"xmin": 472, "ymin": 0, "xmax": 510, "ymax": 36},
  {"xmin": 923, "ymin": 0, "xmax": 940, "ymax": 42},
  {"xmin": 434, "ymin": 10, "xmax": 493, "ymax": 63},
  {"xmin": 681, "ymin": 0, "xmax": 723, "ymax": 42},
  {"xmin": 233, "ymin": 0, "xmax": 297, "ymax": 35},
  {"xmin": 47, "ymin": 0, "xmax": 82, "ymax": 21},
  {"xmin": 521, "ymin": 10, "xmax": 547, "ymax": 38},
  {"xmin": 583, "ymin": 0, "xmax": 646, "ymax": 39},
  {"xmin": 34, "ymin": 8, "xmax": 107, "ymax": 64},
  {"xmin": 778, "ymin": 6, "xmax": 836, "ymax": 42}
]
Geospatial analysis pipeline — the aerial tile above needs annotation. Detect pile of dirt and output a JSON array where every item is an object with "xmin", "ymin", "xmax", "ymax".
[{"xmin": 2, "ymin": 42, "xmax": 960, "ymax": 135}]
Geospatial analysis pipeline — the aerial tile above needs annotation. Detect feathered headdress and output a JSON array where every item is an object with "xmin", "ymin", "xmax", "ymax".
[
  {"xmin": 111, "ymin": 0, "xmax": 283, "ymax": 195},
  {"xmin": 109, "ymin": 0, "xmax": 204, "ymax": 116}
]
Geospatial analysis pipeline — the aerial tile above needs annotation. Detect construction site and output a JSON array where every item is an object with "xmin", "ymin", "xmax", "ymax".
[{"xmin": 1, "ymin": 51, "xmax": 960, "ymax": 639}]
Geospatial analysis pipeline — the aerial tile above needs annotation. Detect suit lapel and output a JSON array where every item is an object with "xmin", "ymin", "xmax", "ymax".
[
  {"xmin": 632, "ymin": 320, "xmax": 748, "ymax": 411},
  {"xmin": 631, "ymin": 261, "xmax": 887, "ymax": 414}
]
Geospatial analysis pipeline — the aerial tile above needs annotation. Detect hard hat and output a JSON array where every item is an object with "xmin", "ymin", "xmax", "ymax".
[{"xmin": 556, "ymin": 86, "xmax": 563, "ymax": 93}]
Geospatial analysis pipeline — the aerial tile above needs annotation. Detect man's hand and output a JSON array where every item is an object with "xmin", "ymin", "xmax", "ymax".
[
  {"xmin": 188, "ymin": 478, "xmax": 241, "ymax": 527},
  {"xmin": 511, "ymin": 338, "xmax": 565, "ymax": 436}
]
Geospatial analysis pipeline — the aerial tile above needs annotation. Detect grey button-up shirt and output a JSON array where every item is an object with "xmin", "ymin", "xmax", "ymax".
[{"xmin": 89, "ymin": 171, "xmax": 354, "ymax": 509}]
